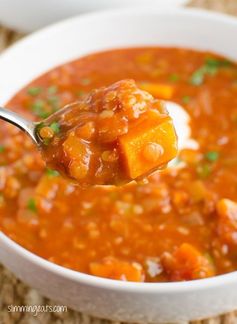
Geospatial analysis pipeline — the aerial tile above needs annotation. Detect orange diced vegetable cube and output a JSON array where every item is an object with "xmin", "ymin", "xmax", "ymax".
[
  {"xmin": 162, "ymin": 243, "xmax": 215, "ymax": 281},
  {"xmin": 216, "ymin": 198, "xmax": 237, "ymax": 246},
  {"xmin": 118, "ymin": 111, "xmax": 177, "ymax": 179},
  {"xmin": 90, "ymin": 257, "xmax": 144, "ymax": 282},
  {"xmin": 139, "ymin": 82, "xmax": 174, "ymax": 100}
]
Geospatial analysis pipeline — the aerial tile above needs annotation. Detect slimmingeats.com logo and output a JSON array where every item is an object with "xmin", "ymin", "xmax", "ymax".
[{"xmin": 8, "ymin": 304, "xmax": 68, "ymax": 317}]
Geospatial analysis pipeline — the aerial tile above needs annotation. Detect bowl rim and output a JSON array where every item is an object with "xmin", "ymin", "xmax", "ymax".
[
  {"xmin": 1, "ymin": 229, "xmax": 237, "ymax": 293},
  {"xmin": 1, "ymin": 6, "xmax": 237, "ymax": 62},
  {"xmin": 1, "ymin": 6, "xmax": 237, "ymax": 293}
]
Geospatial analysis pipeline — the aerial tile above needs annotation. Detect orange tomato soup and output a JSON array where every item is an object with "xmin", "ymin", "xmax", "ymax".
[{"xmin": 1, "ymin": 47, "xmax": 237, "ymax": 282}]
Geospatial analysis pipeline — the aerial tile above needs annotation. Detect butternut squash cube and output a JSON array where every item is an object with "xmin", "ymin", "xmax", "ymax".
[
  {"xmin": 139, "ymin": 82, "xmax": 174, "ymax": 100},
  {"xmin": 118, "ymin": 111, "xmax": 178, "ymax": 179}
]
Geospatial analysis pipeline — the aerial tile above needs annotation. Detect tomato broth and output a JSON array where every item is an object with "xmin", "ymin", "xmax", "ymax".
[{"xmin": 1, "ymin": 47, "xmax": 237, "ymax": 282}]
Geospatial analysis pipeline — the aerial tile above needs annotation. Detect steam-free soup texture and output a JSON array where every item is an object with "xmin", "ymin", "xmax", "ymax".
[{"xmin": 1, "ymin": 47, "xmax": 237, "ymax": 282}]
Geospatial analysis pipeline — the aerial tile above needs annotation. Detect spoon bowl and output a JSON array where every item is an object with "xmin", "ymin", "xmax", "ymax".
[
  {"xmin": 0, "ymin": 100, "xmax": 191, "ymax": 151},
  {"xmin": 0, "ymin": 80, "xmax": 181, "ymax": 186}
]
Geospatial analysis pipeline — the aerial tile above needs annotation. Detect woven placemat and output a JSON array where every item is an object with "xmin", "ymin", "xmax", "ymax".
[{"xmin": 1, "ymin": 1, "xmax": 237, "ymax": 323}]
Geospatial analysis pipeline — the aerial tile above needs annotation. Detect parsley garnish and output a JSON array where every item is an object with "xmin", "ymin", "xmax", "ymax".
[
  {"xmin": 80, "ymin": 78, "xmax": 91, "ymax": 86},
  {"xmin": 205, "ymin": 58, "xmax": 232, "ymax": 69},
  {"xmin": 50, "ymin": 122, "xmax": 60, "ymax": 134},
  {"xmin": 190, "ymin": 67, "xmax": 206, "ymax": 86},
  {"xmin": 46, "ymin": 168, "xmax": 59, "ymax": 177},
  {"xmin": 169, "ymin": 74, "xmax": 180, "ymax": 82},
  {"xmin": 182, "ymin": 95, "xmax": 191, "ymax": 104},
  {"xmin": 32, "ymin": 100, "xmax": 50, "ymax": 119},
  {"xmin": 47, "ymin": 96, "xmax": 60, "ymax": 111},
  {"xmin": 27, "ymin": 198, "xmax": 37, "ymax": 213},
  {"xmin": 0, "ymin": 145, "xmax": 5, "ymax": 153},
  {"xmin": 76, "ymin": 90, "xmax": 85, "ymax": 97},
  {"xmin": 190, "ymin": 58, "xmax": 232, "ymax": 86},
  {"xmin": 47, "ymin": 85, "xmax": 58, "ymax": 95},
  {"xmin": 205, "ymin": 151, "xmax": 219, "ymax": 162},
  {"xmin": 27, "ymin": 87, "xmax": 42, "ymax": 96}
]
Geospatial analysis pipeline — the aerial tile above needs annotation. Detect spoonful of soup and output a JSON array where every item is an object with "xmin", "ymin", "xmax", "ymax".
[{"xmin": 0, "ymin": 79, "xmax": 178, "ymax": 186}]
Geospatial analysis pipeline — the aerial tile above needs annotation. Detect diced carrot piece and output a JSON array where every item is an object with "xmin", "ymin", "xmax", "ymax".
[
  {"xmin": 139, "ymin": 82, "xmax": 174, "ymax": 100},
  {"xmin": 118, "ymin": 110, "xmax": 177, "ymax": 179},
  {"xmin": 162, "ymin": 243, "xmax": 215, "ymax": 281},
  {"xmin": 216, "ymin": 198, "xmax": 237, "ymax": 245},
  {"xmin": 90, "ymin": 257, "xmax": 144, "ymax": 282}
]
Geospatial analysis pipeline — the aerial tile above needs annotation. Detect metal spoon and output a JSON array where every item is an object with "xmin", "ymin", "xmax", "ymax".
[
  {"xmin": 0, "ymin": 101, "xmax": 193, "ymax": 151},
  {"xmin": 0, "ymin": 106, "xmax": 40, "ymax": 144}
]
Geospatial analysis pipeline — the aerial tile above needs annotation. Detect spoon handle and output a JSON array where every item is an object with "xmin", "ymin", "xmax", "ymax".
[{"xmin": 0, "ymin": 106, "xmax": 37, "ymax": 143}]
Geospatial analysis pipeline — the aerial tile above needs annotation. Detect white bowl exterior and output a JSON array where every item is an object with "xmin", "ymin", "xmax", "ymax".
[
  {"xmin": 1, "ymin": 232, "xmax": 237, "ymax": 323},
  {"xmin": 0, "ymin": 0, "xmax": 188, "ymax": 32},
  {"xmin": 1, "ymin": 8, "xmax": 237, "ymax": 322}
]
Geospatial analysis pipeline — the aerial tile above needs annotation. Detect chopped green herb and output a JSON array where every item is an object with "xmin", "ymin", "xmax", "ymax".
[
  {"xmin": 182, "ymin": 95, "xmax": 191, "ymax": 104},
  {"xmin": 50, "ymin": 122, "xmax": 60, "ymax": 134},
  {"xmin": 76, "ymin": 90, "xmax": 85, "ymax": 97},
  {"xmin": 169, "ymin": 74, "xmax": 180, "ymax": 82},
  {"xmin": 47, "ymin": 85, "xmax": 58, "ymax": 95},
  {"xmin": 190, "ymin": 67, "xmax": 206, "ymax": 86},
  {"xmin": 80, "ymin": 78, "xmax": 91, "ymax": 86},
  {"xmin": 43, "ymin": 139, "xmax": 50, "ymax": 146},
  {"xmin": 46, "ymin": 168, "xmax": 59, "ymax": 177},
  {"xmin": 0, "ymin": 145, "xmax": 5, "ymax": 153},
  {"xmin": 190, "ymin": 58, "xmax": 233, "ymax": 86},
  {"xmin": 35, "ymin": 121, "xmax": 44, "ymax": 130},
  {"xmin": 205, "ymin": 151, "xmax": 219, "ymax": 162},
  {"xmin": 203, "ymin": 60, "xmax": 218, "ymax": 76},
  {"xmin": 27, "ymin": 198, "xmax": 37, "ymax": 213},
  {"xmin": 196, "ymin": 164, "xmax": 211, "ymax": 179},
  {"xmin": 32, "ymin": 100, "xmax": 50, "ymax": 119},
  {"xmin": 47, "ymin": 96, "xmax": 60, "ymax": 111},
  {"xmin": 27, "ymin": 87, "xmax": 42, "ymax": 96},
  {"xmin": 205, "ymin": 57, "xmax": 232, "ymax": 69}
]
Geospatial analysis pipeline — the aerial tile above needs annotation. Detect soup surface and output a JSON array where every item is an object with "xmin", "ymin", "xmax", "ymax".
[{"xmin": 1, "ymin": 47, "xmax": 237, "ymax": 282}]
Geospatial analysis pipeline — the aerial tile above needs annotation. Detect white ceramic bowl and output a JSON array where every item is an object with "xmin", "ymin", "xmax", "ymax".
[
  {"xmin": 1, "ymin": 8, "xmax": 237, "ymax": 323},
  {"xmin": 0, "ymin": 0, "xmax": 188, "ymax": 32}
]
